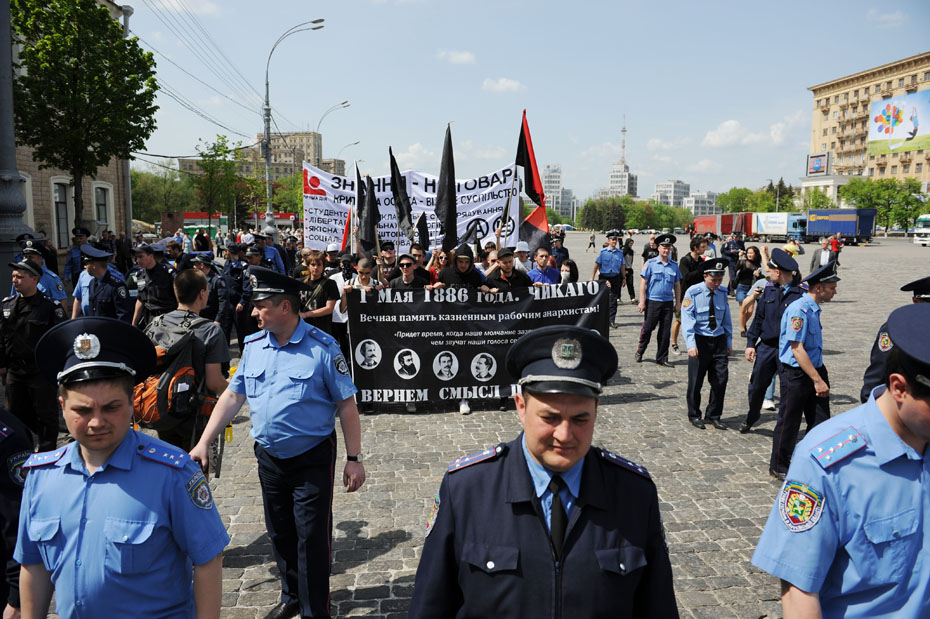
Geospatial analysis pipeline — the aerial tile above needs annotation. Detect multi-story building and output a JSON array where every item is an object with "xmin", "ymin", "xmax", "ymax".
[
  {"xmin": 542, "ymin": 164, "xmax": 574, "ymax": 220},
  {"xmin": 682, "ymin": 191, "xmax": 720, "ymax": 216},
  {"xmin": 802, "ymin": 51, "xmax": 930, "ymax": 202},
  {"xmin": 604, "ymin": 161, "xmax": 638, "ymax": 198},
  {"xmin": 180, "ymin": 145, "xmax": 344, "ymax": 182},
  {"xmin": 652, "ymin": 180, "xmax": 690, "ymax": 207}
]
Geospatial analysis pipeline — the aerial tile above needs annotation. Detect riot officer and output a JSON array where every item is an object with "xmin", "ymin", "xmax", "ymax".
[
  {"xmin": 740, "ymin": 249, "xmax": 803, "ymax": 433},
  {"xmin": 409, "ymin": 325, "xmax": 676, "ymax": 617},
  {"xmin": 0, "ymin": 261, "xmax": 66, "ymax": 451},
  {"xmin": 78, "ymin": 244, "xmax": 133, "ymax": 321},
  {"xmin": 131, "ymin": 242, "xmax": 177, "ymax": 329},
  {"xmin": 0, "ymin": 407, "xmax": 32, "ymax": 618}
]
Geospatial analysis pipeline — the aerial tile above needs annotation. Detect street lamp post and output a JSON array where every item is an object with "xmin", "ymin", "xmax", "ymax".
[
  {"xmin": 264, "ymin": 19, "xmax": 324, "ymax": 231},
  {"xmin": 336, "ymin": 140, "xmax": 360, "ymax": 160},
  {"xmin": 315, "ymin": 100, "xmax": 349, "ymax": 165}
]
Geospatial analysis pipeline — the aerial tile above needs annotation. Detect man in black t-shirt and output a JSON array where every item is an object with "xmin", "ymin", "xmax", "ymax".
[
  {"xmin": 389, "ymin": 254, "xmax": 429, "ymax": 290},
  {"xmin": 485, "ymin": 248, "xmax": 532, "ymax": 292},
  {"xmin": 298, "ymin": 251, "xmax": 340, "ymax": 334}
]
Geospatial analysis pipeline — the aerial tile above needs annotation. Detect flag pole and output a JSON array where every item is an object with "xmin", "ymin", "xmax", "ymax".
[{"xmin": 501, "ymin": 162, "xmax": 518, "ymax": 246}]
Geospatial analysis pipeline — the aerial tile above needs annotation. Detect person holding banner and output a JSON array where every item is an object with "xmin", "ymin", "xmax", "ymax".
[
  {"xmin": 527, "ymin": 247, "xmax": 560, "ymax": 285},
  {"xmin": 388, "ymin": 254, "xmax": 429, "ymax": 290},
  {"xmin": 409, "ymin": 325, "xmax": 676, "ymax": 618},
  {"xmin": 436, "ymin": 245, "xmax": 489, "ymax": 291},
  {"xmin": 485, "ymin": 248, "xmax": 532, "ymax": 292}
]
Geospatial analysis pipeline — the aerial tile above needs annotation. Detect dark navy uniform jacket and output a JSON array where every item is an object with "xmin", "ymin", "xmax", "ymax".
[
  {"xmin": 408, "ymin": 436, "xmax": 677, "ymax": 619},
  {"xmin": 223, "ymin": 259, "xmax": 248, "ymax": 306},
  {"xmin": 87, "ymin": 270, "xmax": 133, "ymax": 322},
  {"xmin": 746, "ymin": 282, "xmax": 803, "ymax": 349},
  {"xmin": 860, "ymin": 321, "xmax": 890, "ymax": 403}
]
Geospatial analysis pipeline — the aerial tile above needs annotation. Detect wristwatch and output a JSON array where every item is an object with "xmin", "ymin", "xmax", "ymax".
[{"xmin": 346, "ymin": 453, "xmax": 364, "ymax": 462}]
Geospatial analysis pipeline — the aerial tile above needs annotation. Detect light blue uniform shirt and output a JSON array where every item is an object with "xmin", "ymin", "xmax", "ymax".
[
  {"xmin": 595, "ymin": 246, "xmax": 625, "ymax": 276},
  {"xmin": 752, "ymin": 386, "xmax": 930, "ymax": 617},
  {"xmin": 640, "ymin": 257, "xmax": 681, "ymax": 302},
  {"xmin": 521, "ymin": 434, "xmax": 582, "ymax": 531},
  {"xmin": 263, "ymin": 245, "xmax": 286, "ymax": 274},
  {"xmin": 73, "ymin": 265, "xmax": 126, "ymax": 314},
  {"xmin": 680, "ymin": 282, "xmax": 732, "ymax": 348},
  {"xmin": 14, "ymin": 430, "xmax": 229, "ymax": 619},
  {"xmin": 230, "ymin": 319, "xmax": 358, "ymax": 459},
  {"xmin": 779, "ymin": 294, "xmax": 823, "ymax": 367},
  {"xmin": 10, "ymin": 264, "xmax": 67, "ymax": 302}
]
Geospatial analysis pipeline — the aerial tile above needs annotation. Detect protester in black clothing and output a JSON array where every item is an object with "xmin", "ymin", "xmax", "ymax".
[
  {"xmin": 299, "ymin": 250, "xmax": 340, "ymax": 334},
  {"xmin": 436, "ymin": 244, "xmax": 490, "ymax": 290},
  {"xmin": 324, "ymin": 243, "xmax": 342, "ymax": 276},
  {"xmin": 671, "ymin": 235, "xmax": 707, "ymax": 354},
  {"xmin": 194, "ymin": 228, "xmax": 211, "ymax": 252},
  {"xmin": 389, "ymin": 254, "xmax": 429, "ymax": 289},
  {"xmin": 641, "ymin": 234, "xmax": 659, "ymax": 264},
  {"xmin": 560, "ymin": 259, "xmax": 579, "ymax": 283},
  {"xmin": 131, "ymin": 243, "xmax": 177, "ymax": 329},
  {"xmin": 484, "ymin": 248, "xmax": 532, "ymax": 291},
  {"xmin": 622, "ymin": 238, "xmax": 636, "ymax": 302},
  {"xmin": 284, "ymin": 235, "xmax": 299, "ymax": 275},
  {"xmin": 378, "ymin": 240, "xmax": 399, "ymax": 281},
  {"xmin": 165, "ymin": 239, "xmax": 195, "ymax": 272},
  {"xmin": 408, "ymin": 243, "xmax": 432, "ymax": 283}
]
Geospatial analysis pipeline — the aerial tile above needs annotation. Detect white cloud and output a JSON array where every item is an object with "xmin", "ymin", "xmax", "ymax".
[
  {"xmin": 195, "ymin": 95, "xmax": 223, "ymax": 107},
  {"xmin": 651, "ymin": 154, "xmax": 678, "ymax": 165},
  {"xmin": 151, "ymin": 0, "xmax": 219, "ymax": 15},
  {"xmin": 703, "ymin": 111, "xmax": 805, "ymax": 148},
  {"xmin": 436, "ymin": 49, "xmax": 476, "ymax": 65},
  {"xmin": 393, "ymin": 143, "xmax": 435, "ymax": 170},
  {"xmin": 867, "ymin": 9, "xmax": 905, "ymax": 29},
  {"xmin": 481, "ymin": 77, "xmax": 525, "ymax": 93},
  {"xmin": 579, "ymin": 142, "xmax": 620, "ymax": 159},
  {"xmin": 646, "ymin": 137, "xmax": 690, "ymax": 151},
  {"xmin": 687, "ymin": 159, "xmax": 722, "ymax": 173}
]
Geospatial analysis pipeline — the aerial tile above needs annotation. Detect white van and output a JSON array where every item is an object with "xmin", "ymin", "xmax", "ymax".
[{"xmin": 915, "ymin": 214, "xmax": 930, "ymax": 246}]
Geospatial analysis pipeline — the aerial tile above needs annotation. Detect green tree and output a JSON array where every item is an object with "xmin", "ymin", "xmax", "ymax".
[
  {"xmin": 546, "ymin": 208, "xmax": 563, "ymax": 226},
  {"xmin": 130, "ymin": 162, "xmax": 196, "ymax": 223},
  {"xmin": 747, "ymin": 190, "xmax": 776, "ymax": 213},
  {"xmin": 800, "ymin": 187, "xmax": 836, "ymax": 211},
  {"xmin": 12, "ymin": 0, "xmax": 158, "ymax": 230},
  {"xmin": 839, "ymin": 177, "xmax": 894, "ymax": 233},
  {"xmin": 716, "ymin": 187, "xmax": 753, "ymax": 213},
  {"xmin": 624, "ymin": 201, "xmax": 646, "ymax": 229},
  {"xmin": 193, "ymin": 136, "xmax": 240, "ymax": 223},
  {"xmin": 890, "ymin": 178, "xmax": 925, "ymax": 235},
  {"xmin": 274, "ymin": 172, "xmax": 304, "ymax": 213}
]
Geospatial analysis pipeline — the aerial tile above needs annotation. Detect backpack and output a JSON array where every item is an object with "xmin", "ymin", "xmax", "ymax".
[{"xmin": 132, "ymin": 312, "xmax": 209, "ymax": 430}]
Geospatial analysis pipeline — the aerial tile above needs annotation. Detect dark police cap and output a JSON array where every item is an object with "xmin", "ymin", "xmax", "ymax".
[
  {"xmin": 150, "ymin": 240, "xmax": 168, "ymax": 254},
  {"xmin": 380, "ymin": 240, "xmax": 396, "ymax": 251},
  {"xmin": 505, "ymin": 325, "xmax": 618, "ymax": 399},
  {"xmin": 16, "ymin": 233, "xmax": 34, "ymax": 244},
  {"xmin": 244, "ymin": 244, "xmax": 263, "ymax": 257},
  {"xmin": 132, "ymin": 242, "xmax": 154, "ymax": 254},
  {"xmin": 8, "ymin": 260, "xmax": 41, "ymax": 278},
  {"xmin": 606, "ymin": 229, "xmax": 619, "ymax": 239},
  {"xmin": 900, "ymin": 275, "xmax": 930, "ymax": 300},
  {"xmin": 190, "ymin": 253, "xmax": 215, "ymax": 265},
  {"xmin": 252, "ymin": 231, "xmax": 269, "ymax": 240},
  {"xmin": 80, "ymin": 244, "xmax": 112, "ymax": 262},
  {"xmin": 497, "ymin": 247, "xmax": 515, "ymax": 260},
  {"xmin": 225, "ymin": 243, "xmax": 242, "ymax": 253},
  {"xmin": 286, "ymin": 235, "xmax": 298, "ymax": 243},
  {"xmin": 886, "ymin": 304, "xmax": 930, "ymax": 386},
  {"xmin": 803, "ymin": 260, "xmax": 840, "ymax": 285},
  {"xmin": 248, "ymin": 266, "xmax": 312, "ymax": 301},
  {"xmin": 656, "ymin": 233, "xmax": 676, "ymax": 246},
  {"xmin": 21, "ymin": 239, "xmax": 43, "ymax": 255},
  {"xmin": 36, "ymin": 317, "xmax": 156, "ymax": 385},
  {"xmin": 767, "ymin": 247, "xmax": 798, "ymax": 273},
  {"xmin": 454, "ymin": 243, "xmax": 474, "ymax": 259},
  {"xmin": 72, "ymin": 227, "xmax": 90, "ymax": 237},
  {"xmin": 700, "ymin": 259, "xmax": 728, "ymax": 276}
]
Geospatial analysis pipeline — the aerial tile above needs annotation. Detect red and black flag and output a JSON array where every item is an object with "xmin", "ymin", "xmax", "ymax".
[
  {"xmin": 515, "ymin": 109, "xmax": 545, "ymax": 209},
  {"xmin": 389, "ymin": 146, "xmax": 414, "ymax": 243},
  {"xmin": 435, "ymin": 124, "xmax": 458, "ymax": 253},
  {"xmin": 357, "ymin": 168, "xmax": 380, "ymax": 259},
  {"xmin": 520, "ymin": 204, "xmax": 550, "ymax": 254}
]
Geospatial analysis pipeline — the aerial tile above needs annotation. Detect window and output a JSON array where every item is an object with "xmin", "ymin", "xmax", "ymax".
[
  {"xmin": 843, "ymin": 92, "xmax": 848, "ymax": 101},
  {"xmin": 94, "ymin": 187, "xmax": 109, "ymax": 228},
  {"xmin": 891, "ymin": 165, "xmax": 897, "ymax": 174},
  {"xmin": 898, "ymin": 78, "xmax": 904, "ymax": 87},
  {"xmin": 925, "ymin": 71, "xmax": 930, "ymax": 80},
  {"xmin": 822, "ymin": 111, "xmax": 828, "ymax": 120},
  {"xmin": 830, "ymin": 142, "xmax": 835, "ymax": 149},
  {"xmin": 879, "ymin": 167, "xmax": 885, "ymax": 175},
  {"xmin": 834, "ymin": 95, "xmax": 839, "ymax": 103},
  {"xmin": 823, "ymin": 128, "xmax": 828, "ymax": 136},
  {"xmin": 912, "ymin": 75, "xmax": 918, "ymax": 84},
  {"xmin": 822, "ymin": 143, "xmax": 827, "ymax": 151},
  {"xmin": 917, "ymin": 163, "xmax": 923, "ymax": 173},
  {"xmin": 54, "ymin": 182, "xmax": 69, "ymax": 247},
  {"xmin": 832, "ymin": 126, "xmax": 837, "ymax": 134},
  {"xmin": 903, "ymin": 164, "xmax": 910, "ymax": 173}
]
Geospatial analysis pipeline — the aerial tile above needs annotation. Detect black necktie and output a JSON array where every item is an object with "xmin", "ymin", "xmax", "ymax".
[
  {"xmin": 548, "ymin": 476, "xmax": 567, "ymax": 558},
  {"xmin": 708, "ymin": 290, "xmax": 717, "ymax": 330}
]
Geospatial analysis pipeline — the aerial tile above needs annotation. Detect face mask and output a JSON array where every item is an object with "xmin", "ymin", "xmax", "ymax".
[{"xmin": 560, "ymin": 271, "xmax": 570, "ymax": 283}]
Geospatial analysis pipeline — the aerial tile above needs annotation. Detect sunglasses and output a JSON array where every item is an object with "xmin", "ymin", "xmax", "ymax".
[
  {"xmin": 438, "ymin": 256, "xmax": 448, "ymax": 261},
  {"xmin": 399, "ymin": 263, "xmax": 414, "ymax": 268}
]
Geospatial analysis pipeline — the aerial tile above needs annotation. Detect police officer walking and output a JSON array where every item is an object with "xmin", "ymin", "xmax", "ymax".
[
  {"xmin": 0, "ymin": 261, "xmax": 66, "ymax": 451},
  {"xmin": 636, "ymin": 233, "xmax": 681, "ymax": 366},
  {"xmin": 190, "ymin": 267, "xmax": 366, "ymax": 619},
  {"xmin": 78, "ymin": 244, "xmax": 133, "ymax": 321},
  {"xmin": 681, "ymin": 259, "xmax": 731, "ymax": 430},
  {"xmin": 15, "ymin": 239, "xmax": 66, "ymax": 305},
  {"xmin": 590, "ymin": 230, "xmax": 626, "ymax": 328},
  {"xmin": 740, "ymin": 249, "xmax": 802, "ymax": 433},
  {"xmin": 63, "ymin": 227, "xmax": 90, "ymax": 288},
  {"xmin": 14, "ymin": 317, "xmax": 229, "ymax": 618},
  {"xmin": 131, "ymin": 242, "xmax": 178, "ymax": 329},
  {"xmin": 770, "ymin": 261, "xmax": 839, "ymax": 479},
  {"xmin": 408, "ymin": 325, "xmax": 677, "ymax": 618},
  {"xmin": 752, "ymin": 304, "xmax": 930, "ymax": 617}
]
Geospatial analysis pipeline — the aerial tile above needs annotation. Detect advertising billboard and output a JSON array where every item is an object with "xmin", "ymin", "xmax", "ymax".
[
  {"xmin": 868, "ymin": 90, "xmax": 930, "ymax": 156},
  {"xmin": 806, "ymin": 153, "xmax": 830, "ymax": 176}
]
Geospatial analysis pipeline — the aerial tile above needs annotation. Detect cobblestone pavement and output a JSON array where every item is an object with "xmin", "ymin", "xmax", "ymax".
[{"xmin": 212, "ymin": 232, "xmax": 927, "ymax": 618}]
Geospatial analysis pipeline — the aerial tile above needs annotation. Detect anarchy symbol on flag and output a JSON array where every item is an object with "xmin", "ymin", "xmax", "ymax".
[{"xmin": 493, "ymin": 214, "xmax": 515, "ymax": 237}]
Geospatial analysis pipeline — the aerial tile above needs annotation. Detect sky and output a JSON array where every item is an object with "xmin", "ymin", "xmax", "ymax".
[{"xmin": 130, "ymin": 0, "xmax": 930, "ymax": 201}]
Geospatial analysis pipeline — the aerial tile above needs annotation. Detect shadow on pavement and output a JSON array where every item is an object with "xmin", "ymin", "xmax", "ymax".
[{"xmin": 331, "ymin": 520, "xmax": 413, "ymax": 575}]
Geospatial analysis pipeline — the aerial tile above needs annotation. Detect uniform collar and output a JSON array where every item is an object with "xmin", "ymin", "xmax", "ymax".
[
  {"xmin": 863, "ymin": 386, "xmax": 923, "ymax": 464},
  {"xmin": 62, "ymin": 427, "xmax": 137, "ymax": 475},
  {"xmin": 264, "ymin": 317, "xmax": 310, "ymax": 349},
  {"xmin": 505, "ymin": 434, "xmax": 606, "ymax": 511},
  {"xmin": 520, "ymin": 434, "xmax": 583, "ymax": 500}
]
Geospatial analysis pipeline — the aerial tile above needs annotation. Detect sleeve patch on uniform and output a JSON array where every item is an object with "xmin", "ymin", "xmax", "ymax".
[
  {"xmin": 790, "ymin": 316, "xmax": 803, "ymax": 332},
  {"xmin": 425, "ymin": 491, "xmax": 440, "ymax": 537},
  {"xmin": 56, "ymin": 281, "xmax": 64, "ymax": 291},
  {"xmin": 681, "ymin": 297, "xmax": 692, "ymax": 308},
  {"xmin": 779, "ymin": 481, "xmax": 824, "ymax": 532},
  {"xmin": 335, "ymin": 354, "xmax": 350, "ymax": 376},
  {"xmin": 878, "ymin": 330, "xmax": 893, "ymax": 352},
  {"xmin": 7, "ymin": 450, "xmax": 31, "ymax": 486},
  {"xmin": 186, "ymin": 470, "xmax": 214, "ymax": 509},
  {"xmin": 54, "ymin": 306, "xmax": 65, "ymax": 319},
  {"xmin": 117, "ymin": 286, "xmax": 127, "ymax": 298},
  {"xmin": 448, "ymin": 445, "xmax": 503, "ymax": 472},
  {"xmin": 598, "ymin": 448, "xmax": 652, "ymax": 479}
]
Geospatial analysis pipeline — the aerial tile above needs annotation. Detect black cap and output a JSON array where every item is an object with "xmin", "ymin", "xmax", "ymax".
[
  {"xmin": 21, "ymin": 239, "xmax": 43, "ymax": 255},
  {"xmin": 252, "ymin": 232, "xmax": 269, "ymax": 240},
  {"xmin": 454, "ymin": 243, "xmax": 474, "ymax": 259},
  {"xmin": 380, "ymin": 240, "xmax": 396, "ymax": 251},
  {"xmin": 339, "ymin": 252, "xmax": 355, "ymax": 264},
  {"xmin": 36, "ymin": 317, "xmax": 156, "ymax": 385},
  {"xmin": 767, "ymin": 248, "xmax": 799, "ymax": 272},
  {"xmin": 497, "ymin": 248, "xmax": 515, "ymax": 260},
  {"xmin": 72, "ymin": 227, "xmax": 90, "ymax": 237},
  {"xmin": 150, "ymin": 240, "xmax": 167, "ymax": 254},
  {"xmin": 16, "ymin": 233, "xmax": 35, "ymax": 244},
  {"xmin": 505, "ymin": 325, "xmax": 618, "ymax": 399},
  {"xmin": 398, "ymin": 253, "xmax": 416, "ymax": 265},
  {"xmin": 132, "ymin": 242, "xmax": 154, "ymax": 254},
  {"xmin": 286, "ymin": 236, "xmax": 298, "ymax": 243},
  {"xmin": 8, "ymin": 260, "xmax": 41, "ymax": 277},
  {"xmin": 700, "ymin": 259, "xmax": 728, "ymax": 276},
  {"xmin": 900, "ymin": 276, "xmax": 930, "ymax": 300},
  {"xmin": 886, "ymin": 304, "xmax": 930, "ymax": 387},
  {"xmin": 80, "ymin": 244, "xmax": 112, "ymax": 262},
  {"xmin": 225, "ymin": 243, "xmax": 242, "ymax": 253},
  {"xmin": 244, "ymin": 244, "xmax": 263, "ymax": 258},
  {"xmin": 803, "ymin": 260, "xmax": 840, "ymax": 285},
  {"xmin": 656, "ymin": 233, "xmax": 676, "ymax": 246},
  {"xmin": 606, "ymin": 230, "xmax": 619, "ymax": 239},
  {"xmin": 190, "ymin": 252, "xmax": 215, "ymax": 265},
  {"xmin": 249, "ymin": 266, "xmax": 312, "ymax": 301}
]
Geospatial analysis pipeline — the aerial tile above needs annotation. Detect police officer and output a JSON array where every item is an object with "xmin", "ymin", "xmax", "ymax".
[
  {"xmin": 0, "ymin": 261, "xmax": 66, "ymax": 451},
  {"xmin": 550, "ymin": 234, "xmax": 569, "ymax": 268},
  {"xmin": 740, "ymin": 249, "xmax": 803, "ymax": 433},
  {"xmin": 14, "ymin": 233, "xmax": 57, "ymax": 276},
  {"xmin": 0, "ymin": 407, "xmax": 32, "ymax": 618},
  {"xmin": 284, "ymin": 235, "xmax": 299, "ymax": 275},
  {"xmin": 14, "ymin": 317, "xmax": 229, "ymax": 617},
  {"xmin": 15, "ymin": 239, "xmax": 66, "ymax": 305},
  {"xmin": 636, "ymin": 233, "xmax": 681, "ymax": 366},
  {"xmin": 859, "ymin": 275, "xmax": 930, "ymax": 403},
  {"xmin": 253, "ymin": 232, "xmax": 286, "ymax": 274},
  {"xmin": 151, "ymin": 239, "xmax": 178, "ymax": 276},
  {"xmin": 131, "ymin": 242, "xmax": 178, "ymax": 329},
  {"xmin": 590, "ymin": 230, "xmax": 626, "ymax": 328},
  {"xmin": 192, "ymin": 254, "xmax": 232, "ymax": 331},
  {"xmin": 752, "ymin": 303, "xmax": 930, "ymax": 617},
  {"xmin": 190, "ymin": 267, "xmax": 366, "ymax": 619},
  {"xmin": 770, "ymin": 261, "xmax": 839, "ymax": 479},
  {"xmin": 223, "ymin": 244, "xmax": 257, "ymax": 353},
  {"xmin": 408, "ymin": 325, "xmax": 676, "ymax": 618},
  {"xmin": 245, "ymin": 243, "xmax": 273, "ymax": 270},
  {"xmin": 681, "ymin": 259, "xmax": 731, "ymax": 430},
  {"xmin": 63, "ymin": 226, "xmax": 90, "ymax": 287},
  {"xmin": 78, "ymin": 244, "xmax": 133, "ymax": 321},
  {"xmin": 72, "ymin": 246, "xmax": 128, "ymax": 319}
]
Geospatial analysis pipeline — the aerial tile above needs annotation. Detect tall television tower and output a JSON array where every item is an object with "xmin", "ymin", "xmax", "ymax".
[{"xmin": 620, "ymin": 115, "xmax": 627, "ymax": 167}]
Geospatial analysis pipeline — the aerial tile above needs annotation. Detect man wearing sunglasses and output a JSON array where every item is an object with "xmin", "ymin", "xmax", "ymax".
[{"xmin": 388, "ymin": 254, "xmax": 429, "ymax": 290}]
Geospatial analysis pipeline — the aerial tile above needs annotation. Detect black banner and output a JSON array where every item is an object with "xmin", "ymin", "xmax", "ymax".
[{"xmin": 347, "ymin": 283, "xmax": 608, "ymax": 404}]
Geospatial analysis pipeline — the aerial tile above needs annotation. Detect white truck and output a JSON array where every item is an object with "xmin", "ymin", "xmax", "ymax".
[{"xmin": 914, "ymin": 214, "xmax": 930, "ymax": 246}]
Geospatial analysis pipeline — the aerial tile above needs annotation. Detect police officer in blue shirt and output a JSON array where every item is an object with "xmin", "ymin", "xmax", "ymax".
[
  {"xmin": 14, "ymin": 317, "xmax": 229, "ymax": 618},
  {"xmin": 254, "ymin": 232, "xmax": 286, "ymax": 274},
  {"xmin": 63, "ymin": 227, "xmax": 90, "ymax": 287},
  {"xmin": 409, "ymin": 325, "xmax": 676, "ymax": 618},
  {"xmin": 190, "ymin": 266, "xmax": 366, "ymax": 619},
  {"xmin": 681, "ymin": 259, "xmax": 732, "ymax": 430},
  {"xmin": 636, "ymin": 233, "xmax": 682, "ymax": 366},
  {"xmin": 78, "ymin": 244, "xmax": 133, "ymax": 322},
  {"xmin": 15, "ymin": 240, "xmax": 66, "ymax": 304},
  {"xmin": 859, "ymin": 275, "xmax": 930, "ymax": 403},
  {"xmin": 591, "ymin": 230, "xmax": 626, "ymax": 328},
  {"xmin": 740, "ymin": 249, "xmax": 803, "ymax": 433},
  {"xmin": 770, "ymin": 261, "xmax": 839, "ymax": 478},
  {"xmin": 753, "ymin": 304, "xmax": 930, "ymax": 618}
]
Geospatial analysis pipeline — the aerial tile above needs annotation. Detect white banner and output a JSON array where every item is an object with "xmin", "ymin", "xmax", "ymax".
[{"xmin": 301, "ymin": 162, "xmax": 520, "ymax": 252}]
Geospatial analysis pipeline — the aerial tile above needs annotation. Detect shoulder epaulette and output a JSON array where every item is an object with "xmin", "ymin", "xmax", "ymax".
[
  {"xmin": 137, "ymin": 440, "xmax": 189, "ymax": 469},
  {"xmin": 0, "ymin": 421, "xmax": 10, "ymax": 442},
  {"xmin": 1, "ymin": 295, "xmax": 14, "ymax": 303},
  {"xmin": 448, "ymin": 444, "xmax": 505, "ymax": 472},
  {"xmin": 308, "ymin": 328, "xmax": 336, "ymax": 347},
  {"xmin": 24, "ymin": 445, "xmax": 68, "ymax": 468},
  {"xmin": 598, "ymin": 448, "xmax": 651, "ymax": 479},
  {"xmin": 244, "ymin": 331, "xmax": 267, "ymax": 345},
  {"xmin": 811, "ymin": 426, "xmax": 866, "ymax": 469}
]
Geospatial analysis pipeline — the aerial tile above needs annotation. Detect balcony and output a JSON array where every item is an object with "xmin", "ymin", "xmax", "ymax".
[
  {"xmin": 839, "ymin": 101, "xmax": 849, "ymax": 109},
  {"xmin": 899, "ymin": 154, "xmax": 912, "ymax": 164},
  {"xmin": 906, "ymin": 82, "xmax": 918, "ymax": 92},
  {"xmin": 881, "ymin": 86, "xmax": 894, "ymax": 98}
]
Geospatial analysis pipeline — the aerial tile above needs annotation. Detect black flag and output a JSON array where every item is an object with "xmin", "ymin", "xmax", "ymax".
[
  {"xmin": 415, "ymin": 212, "xmax": 430, "ymax": 251},
  {"xmin": 357, "ymin": 171, "xmax": 380, "ymax": 259},
  {"xmin": 435, "ymin": 124, "xmax": 457, "ymax": 253},
  {"xmin": 389, "ymin": 147, "xmax": 414, "ymax": 243}
]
